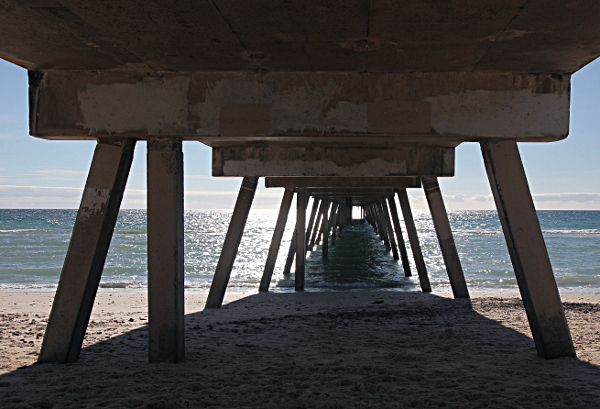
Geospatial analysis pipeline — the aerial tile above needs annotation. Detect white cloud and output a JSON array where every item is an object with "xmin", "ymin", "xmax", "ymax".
[
  {"xmin": 530, "ymin": 192, "xmax": 600, "ymax": 210},
  {"xmin": 27, "ymin": 169, "xmax": 89, "ymax": 182}
]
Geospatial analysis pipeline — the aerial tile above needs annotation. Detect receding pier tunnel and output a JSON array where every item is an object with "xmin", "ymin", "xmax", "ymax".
[{"xmin": 2, "ymin": 1, "xmax": 596, "ymax": 364}]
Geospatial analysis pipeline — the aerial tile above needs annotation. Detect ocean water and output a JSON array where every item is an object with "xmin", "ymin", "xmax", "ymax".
[{"xmin": 0, "ymin": 208, "xmax": 599, "ymax": 293}]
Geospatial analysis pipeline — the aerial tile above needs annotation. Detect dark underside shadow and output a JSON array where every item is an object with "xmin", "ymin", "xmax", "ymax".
[{"xmin": 1, "ymin": 291, "xmax": 600, "ymax": 409}]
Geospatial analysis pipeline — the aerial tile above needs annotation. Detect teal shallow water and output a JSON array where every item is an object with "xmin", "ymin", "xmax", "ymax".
[{"xmin": 0, "ymin": 209, "xmax": 598, "ymax": 292}]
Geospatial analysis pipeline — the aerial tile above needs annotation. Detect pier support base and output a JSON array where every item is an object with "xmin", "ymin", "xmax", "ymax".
[
  {"xmin": 147, "ymin": 138, "xmax": 185, "ymax": 363},
  {"xmin": 422, "ymin": 177, "xmax": 469, "ymax": 299},
  {"xmin": 481, "ymin": 139, "xmax": 575, "ymax": 359},
  {"xmin": 206, "ymin": 177, "xmax": 258, "ymax": 308},
  {"xmin": 39, "ymin": 139, "xmax": 135, "ymax": 363}
]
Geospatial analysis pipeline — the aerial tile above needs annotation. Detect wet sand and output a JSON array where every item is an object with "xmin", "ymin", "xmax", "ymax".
[{"xmin": 1, "ymin": 290, "xmax": 600, "ymax": 408}]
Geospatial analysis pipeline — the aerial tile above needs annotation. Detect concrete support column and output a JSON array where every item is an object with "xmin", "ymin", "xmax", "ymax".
[
  {"xmin": 309, "ymin": 200, "xmax": 326, "ymax": 249},
  {"xmin": 283, "ymin": 226, "xmax": 297, "ymax": 277},
  {"xmin": 381, "ymin": 199, "xmax": 400, "ymax": 260},
  {"xmin": 481, "ymin": 139, "xmax": 575, "ymax": 359},
  {"xmin": 321, "ymin": 197, "xmax": 330, "ymax": 259},
  {"xmin": 387, "ymin": 195, "xmax": 411, "ymax": 273},
  {"xmin": 328, "ymin": 202, "xmax": 338, "ymax": 236},
  {"xmin": 259, "ymin": 188, "xmax": 294, "ymax": 292},
  {"xmin": 147, "ymin": 138, "xmax": 185, "ymax": 363},
  {"xmin": 375, "ymin": 201, "xmax": 391, "ymax": 250},
  {"xmin": 206, "ymin": 176, "xmax": 258, "ymax": 308},
  {"xmin": 337, "ymin": 203, "xmax": 344, "ymax": 237},
  {"xmin": 331, "ymin": 203, "xmax": 339, "ymax": 246},
  {"xmin": 396, "ymin": 189, "xmax": 431, "ymax": 292},
  {"xmin": 422, "ymin": 177, "xmax": 469, "ymax": 299},
  {"xmin": 305, "ymin": 198, "xmax": 321, "ymax": 248},
  {"xmin": 39, "ymin": 138, "xmax": 136, "ymax": 363},
  {"xmin": 346, "ymin": 197, "xmax": 352, "ymax": 222},
  {"xmin": 295, "ymin": 188, "xmax": 307, "ymax": 291},
  {"xmin": 366, "ymin": 204, "xmax": 377, "ymax": 234}
]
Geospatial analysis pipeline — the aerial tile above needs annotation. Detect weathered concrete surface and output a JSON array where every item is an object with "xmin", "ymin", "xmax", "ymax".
[
  {"xmin": 213, "ymin": 147, "xmax": 454, "ymax": 177},
  {"xmin": 422, "ymin": 176, "xmax": 469, "ymax": 299},
  {"xmin": 397, "ymin": 189, "xmax": 431, "ymax": 292},
  {"xmin": 2, "ymin": 2, "xmax": 600, "ymax": 73},
  {"xmin": 147, "ymin": 138, "xmax": 185, "ymax": 363},
  {"xmin": 388, "ymin": 195, "xmax": 412, "ymax": 275},
  {"xmin": 295, "ymin": 189, "xmax": 307, "ymax": 291},
  {"xmin": 481, "ymin": 139, "xmax": 576, "ymax": 359},
  {"xmin": 38, "ymin": 138, "xmax": 135, "ymax": 363},
  {"xmin": 259, "ymin": 188, "xmax": 294, "ymax": 292},
  {"xmin": 206, "ymin": 177, "xmax": 258, "ymax": 308},
  {"xmin": 307, "ymin": 188, "xmax": 395, "ymax": 196},
  {"xmin": 30, "ymin": 71, "xmax": 569, "ymax": 142},
  {"xmin": 265, "ymin": 177, "xmax": 421, "ymax": 188}
]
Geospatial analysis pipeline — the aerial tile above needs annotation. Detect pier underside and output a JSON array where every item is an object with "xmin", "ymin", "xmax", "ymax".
[{"xmin": 1, "ymin": 0, "xmax": 594, "ymax": 362}]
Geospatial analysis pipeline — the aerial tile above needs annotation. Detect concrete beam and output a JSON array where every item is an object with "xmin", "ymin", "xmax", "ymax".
[
  {"xmin": 481, "ymin": 139, "xmax": 575, "ymax": 359},
  {"xmin": 381, "ymin": 199, "xmax": 400, "ymax": 260},
  {"xmin": 422, "ymin": 176, "xmax": 469, "ymax": 299},
  {"xmin": 147, "ymin": 138, "xmax": 185, "ymax": 363},
  {"xmin": 259, "ymin": 188, "xmax": 294, "ymax": 292},
  {"xmin": 39, "ymin": 138, "xmax": 135, "ymax": 363},
  {"xmin": 206, "ymin": 177, "xmax": 258, "ymax": 308},
  {"xmin": 396, "ymin": 189, "xmax": 431, "ymax": 292},
  {"xmin": 307, "ymin": 188, "xmax": 395, "ymax": 196},
  {"xmin": 295, "ymin": 188, "xmax": 307, "ymax": 291},
  {"xmin": 264, "ymin": 177, "xmax": 421, "ymax": 188},
  {"xmin": 30, "ymin": 71, "xmax": 569, "ymax": 143},
  {"xmin": 388, "ymin": 195, "xmax": 412, "ymax": 275},
  {"xmin": 309, "ymin": 199, "xmax": 326, "ymax": 249},
  {"xmin": 213, "ymin": 147, "xmax": 454, "ymax": 177},
  {"xmin": 305, "ymin": 197, "xmax": 321, "ymax": 250}
]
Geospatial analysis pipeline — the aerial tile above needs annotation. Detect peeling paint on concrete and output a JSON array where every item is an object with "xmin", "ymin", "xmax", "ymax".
[
  {"xmin": 77, "ymin": 76, "xmax": 191, "ymax": 135},
  {"xmin": 271, "ymin": 81, "xmax": 367, "ymax": 134},
  {"xmin": 428, "ymin": 89, "xmax": 569, "ymax": 138},
  {"xmin": 190, "ymin": 75, "xmax": 274, "ymax": 135},
  {"xmin": 77, "ymin": 188, "xmax": 109, "ymax": 221},
  {"xmin": 189, "ymin": 76, "xmax": 367, "ymax": 135},
  {"xmin": 221, "ymin": 158, "xmax": 409, "ymax": 177},
  {"xmin": 36, "ymin": 71, "xmax": 570, "ymax": 141},
  {"xmin": 214, "ymin": 146, "xmax": 454, "ymax": 177}
]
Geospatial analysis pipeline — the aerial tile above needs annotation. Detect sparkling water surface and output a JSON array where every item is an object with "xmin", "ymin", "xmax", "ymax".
[{"xmin": 0, "ymin": 208, "xmax": 598, "ymax": 293}]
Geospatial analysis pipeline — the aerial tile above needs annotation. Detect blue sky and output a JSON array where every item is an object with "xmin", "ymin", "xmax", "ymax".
[{"xmin": 0, "ymin": 58, "xmax": 599, "ymax": 210}]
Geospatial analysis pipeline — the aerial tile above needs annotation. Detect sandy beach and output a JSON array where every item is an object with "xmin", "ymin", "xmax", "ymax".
[{"xmin": 1, "ymin": 290, "xmax": 600, "ymax": 408}]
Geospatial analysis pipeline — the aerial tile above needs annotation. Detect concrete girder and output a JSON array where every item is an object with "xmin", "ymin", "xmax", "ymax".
[
  {"xmin": 265, "ymin": 177, "xmax": 421, "ymax": 188},
  {"xmin": 213, "ymin": 147, "xmax": 454, "ymax": 177},
  {"xmin": 29, "ymin": 71, "xmax": 569, "ymax": 143}
]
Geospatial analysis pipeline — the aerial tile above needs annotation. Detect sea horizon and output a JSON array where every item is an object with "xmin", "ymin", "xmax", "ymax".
[{"xmin": 1, "ymin": 208, "xmax": 599, "ymax": 294}]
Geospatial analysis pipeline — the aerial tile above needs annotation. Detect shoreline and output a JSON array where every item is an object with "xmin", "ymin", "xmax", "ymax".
[
  {"xmin": 2, "ymin": 288, "xmax": 600, "ymax": 314},
  {"xmin": 2, "ymin": 290, "xmax": 600, "ymax": 407}
]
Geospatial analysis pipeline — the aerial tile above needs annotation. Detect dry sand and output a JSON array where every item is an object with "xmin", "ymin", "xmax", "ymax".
[{"xmin": 1, "ymin": 290, "xmax": 600, "ymax": 408}]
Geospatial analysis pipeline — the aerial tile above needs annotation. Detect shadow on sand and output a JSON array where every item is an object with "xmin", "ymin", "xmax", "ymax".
[{"xmin": 1, "ymin": 291, "xmax": 600, "ymax": 409}]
